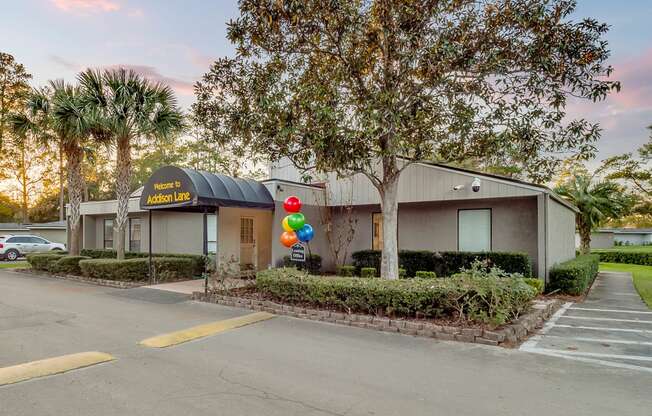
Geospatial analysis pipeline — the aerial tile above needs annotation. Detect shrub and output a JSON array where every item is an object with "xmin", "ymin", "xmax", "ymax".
[
  {"xmin": 595, "ymin": 251, "xmax": 652, "ymax": 266},
  {"xmin": 522, "ymin": 278, "xmax": 544, "ymax": 295},
  {"xmin": 26, "ymin": 253, "xmax": 66, "ymax": 271},
  {"xmin": 415, "ymin": 271, "xmax": 437, "ymax": 278},
  {"xmin": 337, "ymin": 265, "xmax": 356, "ymax": 277},
  {"xmin": 360, "ymin": 267, "xmax": 376, "ymax": 278},
  {"xmin": 548, "ymin": 254, "xmax": 599, "ymax": 295},
  {"xmin": 282, "ymin": 254, "xmax": 322, "ymax": 274},
  {"xmin": 255, "ymin": 268, "xmax": 536, "ymax": 326},
  {"xmin": 351, "ymin": 250, "xmax": 532, "ymax": 277},
  {"xmin": 80, "ymin": 248, "xmax": 206, "ymax": 276},
  {"xmin": 79, "ymin": 257, "xmax": 194, "ymax": 282},
  {"xmin": 399, "ymin": 268, "xmax": 407, "ymax": 279},
  {"xmin": 49, "ymin": 255, "xmax": 91, "ymax": 275}
]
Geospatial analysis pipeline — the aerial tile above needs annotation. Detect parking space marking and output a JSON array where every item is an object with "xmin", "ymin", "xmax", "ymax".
[
  {"xmin": 520, "ymin": 347, "xmax": 652, "ymax": 374},
  {"xmin": 553, "ymin": 324, "xmax": 652, "ymax": 334},
  {"xmin": 140, "ymin": 312, "xmax": 275, "ymax": 348},
  {"xmin": 535, "ymin": 334, "xmax": 652, "ymax": 346},
  {"xmin": 0, "ymin": 352, "xmax": 115, "ymax": 387},
  {"xmin": 569, "ymin": 307, "xmax": 652, "ymax": 314},
  {"xmin": 525, "ymin": 348, "xmax": 652, "ymax": 362},
  {"xmin": 559, "ymin": 316, "xmax": 652, "ymax": 324}
]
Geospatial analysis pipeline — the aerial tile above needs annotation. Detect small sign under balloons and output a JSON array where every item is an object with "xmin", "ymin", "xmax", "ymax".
[{"xmin": 280, "ymin": 196, "xmax": 314, "ymax": 250}]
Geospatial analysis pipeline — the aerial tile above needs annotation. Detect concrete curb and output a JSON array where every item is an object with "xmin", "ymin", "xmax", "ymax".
[
  {"xmin": 10, "ymin": 269, "xmax": 144, "ymax": 289},
  {"xmin": 192, "ymin": 292, "xmax": 563, "ymax": 347}
]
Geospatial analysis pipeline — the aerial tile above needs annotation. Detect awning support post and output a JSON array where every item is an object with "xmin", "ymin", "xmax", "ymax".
[{"xmin": 148, "ymin": 209, "xmax": 153, "ymax": 284}]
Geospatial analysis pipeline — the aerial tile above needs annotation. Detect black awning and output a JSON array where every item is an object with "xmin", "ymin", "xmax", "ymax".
[{"xmin": 139, "ymin": 166, "xmax": 274, "ymax": 210}]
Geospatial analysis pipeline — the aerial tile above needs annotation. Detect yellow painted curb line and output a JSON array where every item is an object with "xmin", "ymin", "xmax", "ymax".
[
  {"xmin": 140, "ymin": 312, "xmax": 275, "ymax": 348},
  {"xmin": 0, "ymin": 351, "xmax": 115, "ymax": 387}
]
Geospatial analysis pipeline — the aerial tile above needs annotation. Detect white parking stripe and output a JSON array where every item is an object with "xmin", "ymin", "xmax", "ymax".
[
  {"xmin": 524, "ymin": 348, "xmax": 652, "ymax": 362},
  {"xmin": 559, "ymin": 316, "xmax": 652, "ymax": 324},
  {"xmin": 553, "ymin": 324, "xmax": 652, "ymax": 334},
  {"xmin": 569, "ymin": 307, "xmax": 652, "ymax": 314},
  {"xmin": 520, "ymin": 302, "xmax": 573, "ymax": 350},
  {"xmin": 537, "ymin": 334, "xmax": 652, "ymax": 347},
  {"xmin": 520, "ymin": 347, "xmax": 652, "ymax": 374}
]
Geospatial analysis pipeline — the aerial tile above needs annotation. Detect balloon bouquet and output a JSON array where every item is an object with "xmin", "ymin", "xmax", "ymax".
[{"xmin": 279, "ymin": 196, "xmax": 314, "ymax": 247}]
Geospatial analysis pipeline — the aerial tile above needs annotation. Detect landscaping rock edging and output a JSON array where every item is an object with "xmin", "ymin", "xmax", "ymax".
[
  {"xmin": 12, "ymin": 269, "xmax": 144, "ymax": 289},
  {"xmin": 192, "ymin": 292, "xmax": 563, "ymax": 347}
]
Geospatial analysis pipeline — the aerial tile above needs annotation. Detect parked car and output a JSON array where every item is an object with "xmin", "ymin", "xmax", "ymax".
[{"xmin": 0, "ymin": 235, "xmax": 66, "ymax": 261}]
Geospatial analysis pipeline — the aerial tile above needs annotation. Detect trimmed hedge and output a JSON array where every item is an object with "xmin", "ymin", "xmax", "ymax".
[
  {"xmin": 351, "ymin": 250, "xmax": 532, "ymax": 278},
  {"xmin": 547, "ymin": 254, "xmax": 599, "ymax": 295},
  {"xmin": 337, "ymin": 265, "xmax": 356, "ymax": 277},
  {"xmin": 49, "ymin": 255, "xmax": 91, "ymax": 275},
  {"xmin": 282, "ymin": 254, "xmax": 322, "ymax": 274},
  {"xmin": 256, "ymin": 268, "xmax": 536, "ymax": 326},
  {"xmin": 594, "ymin": 251, "xmax": 652, "ymax": 266},
  {"xmin": 80, "ymin": 248, "xmax": 206, "ymax": 276},
  {"xmin": 360, "ymin": 267, "xmax": 376, "ymax": 278},
  {"xmin": 26, "ymin": 253, "xmax": 66, "ymax": 271},
  {"xmin": 415, "ymin": 271, "xmax": 437, "ymax": 279},
  {"xmin": 79, "ymin": 257, "xmax": 194, "ymax": 282}
]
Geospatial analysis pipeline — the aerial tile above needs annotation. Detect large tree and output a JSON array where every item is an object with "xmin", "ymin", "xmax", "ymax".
[
  {"xmin": 79, "ymin": 69, "xmax": 184, "ymax": 260},
  {"xmin": 194, "ymin": 0, "xmax": 619, "ymax": 279},
  {"xmin": 601, "ymin": 125, "xmax": 652, "ymax": 196},
  {"xmin": 0, "ymin": 52, "xmax": 31, "ymax": 153},
  {"xmin": 555, "ymin": 175, "xmax": 632, "ymax": 254}
]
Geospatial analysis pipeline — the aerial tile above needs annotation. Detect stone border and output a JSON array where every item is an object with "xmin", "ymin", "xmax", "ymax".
[
  {"xmin": 192, "ymin": 292, "xmax": 563, "ymax": 347},
  {"xmin": 11, "ymin": 268, "xmax": 144, "ymax": 289}
]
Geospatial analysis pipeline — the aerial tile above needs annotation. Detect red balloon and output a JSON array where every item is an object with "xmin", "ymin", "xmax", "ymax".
[
  {"xmin": 280, "ymin": 231, "xmax": 298, "ymax": 248},
  {"xmin": 283, "ymin": 196, "xmax": 302, "ymax": 213}
]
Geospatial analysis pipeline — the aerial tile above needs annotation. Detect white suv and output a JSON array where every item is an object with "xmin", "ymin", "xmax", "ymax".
[{"xmin": 0, "ymin": 235, "xmax": 66, "ymax": 261}]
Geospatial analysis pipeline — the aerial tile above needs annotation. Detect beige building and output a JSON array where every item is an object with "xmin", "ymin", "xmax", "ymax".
[
  {"xmin": 74, "ymin": 161, "xmax": 577, "ymax": 281},
  {"xmin": 0, "ymin": 221, "xmax": 67, "ymax": 244}
]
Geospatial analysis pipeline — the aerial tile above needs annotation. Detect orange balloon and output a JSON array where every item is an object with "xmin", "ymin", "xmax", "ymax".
[{"xmin": 280, "ymin": 231, "xmax": 298, "ymax": 248}]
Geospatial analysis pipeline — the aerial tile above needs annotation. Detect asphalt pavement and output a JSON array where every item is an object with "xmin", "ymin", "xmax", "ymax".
[{"xmin": 1, "ymin": 270, "xmax": 651, "ymax": 416}]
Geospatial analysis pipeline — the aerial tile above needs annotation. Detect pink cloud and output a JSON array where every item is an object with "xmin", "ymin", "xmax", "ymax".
[
  {"xmin": 609, "ymin": 49, "xmax": 652, "ymax": 109},
  {"xmin": 50, "ymin": 0, "xmax": 121, "ymax": 13},
  {"xmin": 96, "ymin": 64, "xmax": 195, "ymax": 96}
]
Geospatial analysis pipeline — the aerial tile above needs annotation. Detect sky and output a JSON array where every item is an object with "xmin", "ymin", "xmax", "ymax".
[{"xmin": 1, "ymin": 0, "xmax": 651, "ymax": 165}]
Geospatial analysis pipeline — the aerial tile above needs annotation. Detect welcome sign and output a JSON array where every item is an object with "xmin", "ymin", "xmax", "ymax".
[{"xmin": 140, "ymin": 166, "xmax": 196, "ymax": 209}]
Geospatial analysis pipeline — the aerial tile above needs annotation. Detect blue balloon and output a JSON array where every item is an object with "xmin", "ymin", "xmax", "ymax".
[{"xmin": 296, "ymin": 224, "xmax": 314, "ymax": 242}]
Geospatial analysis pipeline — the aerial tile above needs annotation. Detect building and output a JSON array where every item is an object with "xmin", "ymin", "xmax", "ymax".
[
  {"xmin": 576, "ymin": 228, "xmax": 652, "ymax": 249},
  {"xmin": 0, "ymin": 221, "xmax": 67, "ymax": 244},
  {"xmin": 73, "ymin": 160, "xmax": 578, "ymax": 281}
]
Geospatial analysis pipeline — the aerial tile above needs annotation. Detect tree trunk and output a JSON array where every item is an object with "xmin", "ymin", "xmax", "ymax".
[
  {"xmin": 67, "ymin": 147, "xmax": 83, "ymax": 255},
  {"xmin": 20, "ymin": 144, "xmax": 29, "ymax": 223},
  {"xmin": 115, "ymin": 136, "xmax": 131, "ymax": 260},
  {"xmin": 58, "ymin": 143, "xmax": 65, "ymax": 222},
  {"xmin": 578, "ymin": 218, "xmax": 591, "ymax": 255},
  {"xmin": 379, "ymin": 159, "xmax": 400, "ymax": 280}
]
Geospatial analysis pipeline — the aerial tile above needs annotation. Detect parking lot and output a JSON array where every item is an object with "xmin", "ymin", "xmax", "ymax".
[{"xmin": 521, "ymin": 271, "xmax": 652, "ymax": 373}]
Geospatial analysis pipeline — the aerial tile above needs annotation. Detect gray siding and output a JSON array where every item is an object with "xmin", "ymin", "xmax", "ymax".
[{"xmin": 546, "ymin": 197, "xmax": 576, "ymax": 272}]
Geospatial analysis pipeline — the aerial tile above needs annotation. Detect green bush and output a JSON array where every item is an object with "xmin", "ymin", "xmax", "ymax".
[
  {"xmin": 337, "ymin": 265, "xmax": 356, "ymax": 277},
  {"xmin": 360, "ymin": 267, "xmax": 376, "ymax": 278},
  {"xmin": 398, "ymin": 268, "xmax": 407, "ymax": 279},
  {"xmin": 595, "ymin": 251, "xmax": 652, "ymax": 266},
  {"xmin": 80, "ymin": 248, "xmax": 206, "ymax": 276},
  {"xmin": 351, "ymin": 250, "xmax": 532, "ymax": 277},
  {"xmin": 49, "ymin": 255, "xmax": 91, "ymax": 275},
  {"xmin": 548, "ymin": 254, "xmax": 599, "ymax": 295},
  {"xmin": 282, "ymin": 254, "xmax": 322, "ymax": 274},
  {"xmin": 415, "ymin": 271, "xmax": 437, "ymax": 278},
  {"xmin": 255, "ymin": 268, "xmax": 536, "ymax": 326},
  {"xmin": 79, "ymin": 257, "xmax": 194, "ymax": 282},
  {"xmin": 522, "ymin": 278, "xmax": 544, "ymax": 295},
  {"xmin": 26, "ymin": 253, "xmax": 66, "ymax": 271}
]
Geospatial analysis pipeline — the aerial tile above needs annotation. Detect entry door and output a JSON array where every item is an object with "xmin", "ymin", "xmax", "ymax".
[{"xmin": 240, "ymin": 217, "xmax": 256, "ymax": 270}]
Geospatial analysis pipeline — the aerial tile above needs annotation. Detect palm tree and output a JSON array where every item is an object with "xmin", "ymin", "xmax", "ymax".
[
  {"xmin": 78, "ymin": 68, "xmax": 183, "ymax": 259},
  {"xmin": 555, "ymin": 175, "xmax": 633, "ymax": 255},
  {"xmin": 10, "ymin": 82, "xmax": 91, "ymax": 254}
]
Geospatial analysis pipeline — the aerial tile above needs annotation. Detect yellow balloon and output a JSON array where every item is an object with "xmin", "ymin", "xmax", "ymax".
[{"xmin": 282, "ymin": 216, "xmax": 293, "ymax": 232}]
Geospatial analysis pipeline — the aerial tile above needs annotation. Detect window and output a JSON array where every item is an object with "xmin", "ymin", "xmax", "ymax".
[
  {"xmin": 29, "ymin": 237, "xmax": 48, "ymax": 244},
  {"xmin": 372, "ymin": 212, "xmax": 383, "ymax": 250},
  {"xmin": 103, "ymin": 219, "xmax": 114, "ymax": 249},
  {"xmin": 129, "ymin": 218, "xmax": 141, "ymax": 252},
  {"xmin": 458, "ymin": 209, "xmax": 491, "ymax": 252},
  {"xmin": 240, "ymin": 217, "xmax": 254, "ymax": 244},
  {"xmin": 7, "ymin": 236, "xmax": 30, "ymax": 243},
  {"xmin": 206, "ymin": 214, "xmax": 217, "ymax": 254}
]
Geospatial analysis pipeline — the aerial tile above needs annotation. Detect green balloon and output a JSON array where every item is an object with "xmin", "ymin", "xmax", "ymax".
[{"xmin": 287, "ymin": 213, "xmax": 305, "ymax": 231}]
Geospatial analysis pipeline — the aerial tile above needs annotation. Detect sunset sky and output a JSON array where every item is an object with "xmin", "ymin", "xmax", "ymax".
[{"xmin": 2, "ymin": 0, "xmax": 651, "ymax": 164}]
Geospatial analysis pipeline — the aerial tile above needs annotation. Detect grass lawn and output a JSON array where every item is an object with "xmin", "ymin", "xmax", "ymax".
[
  {"xmin": 600, "ymin": 262, "xmax": 652, "ymax": 309},
  {"xmin": 594, "ymin": 245, "xmax": 652, "ymax": 253},
  {"xmin": 0, "ymin": 261, "xmax": 29, "ymax": 269}
]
